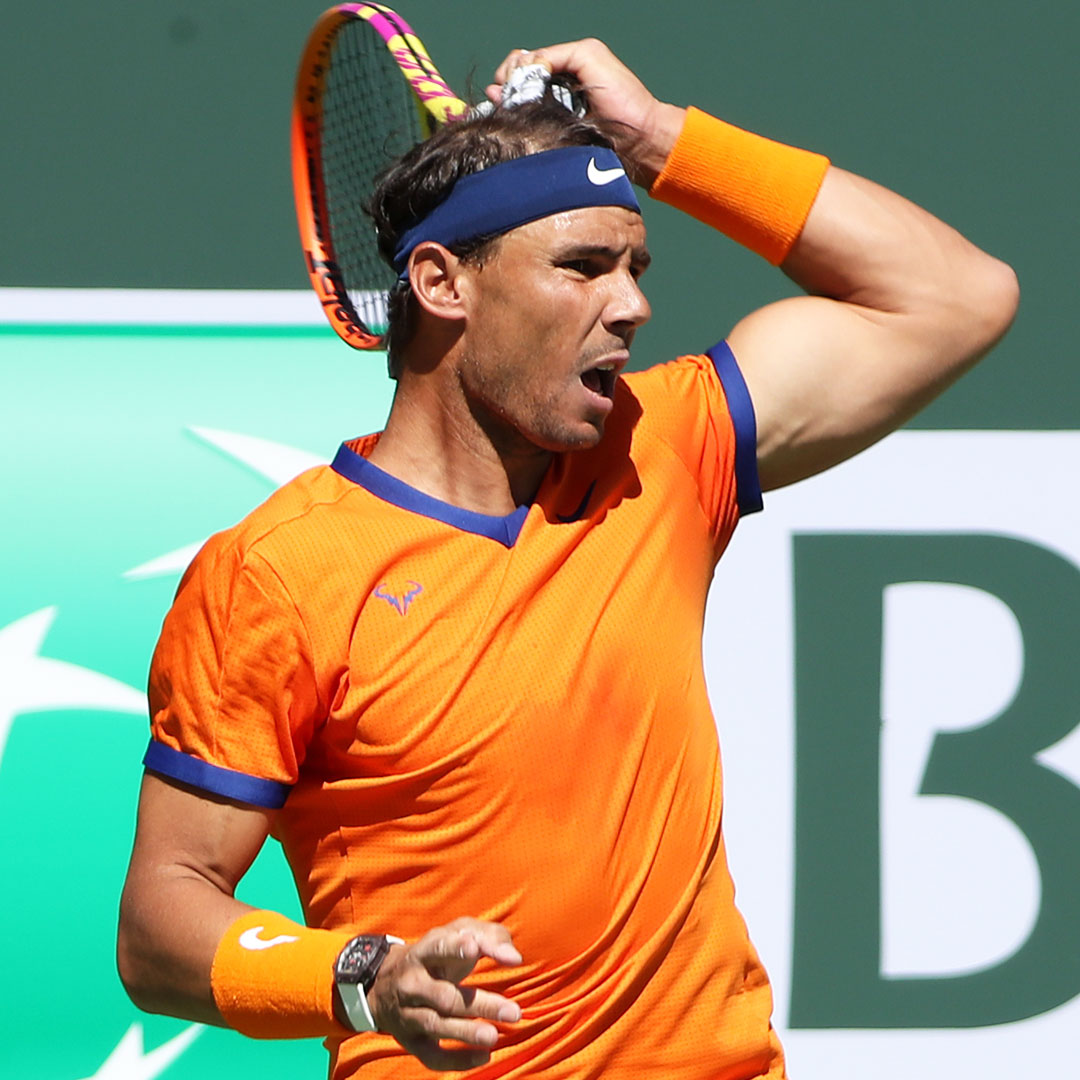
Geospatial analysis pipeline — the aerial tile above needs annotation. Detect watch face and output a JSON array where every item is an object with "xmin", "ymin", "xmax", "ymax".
[{"xmin": 336, "ymin": 935, "xmax": 390, "ymax": 989}]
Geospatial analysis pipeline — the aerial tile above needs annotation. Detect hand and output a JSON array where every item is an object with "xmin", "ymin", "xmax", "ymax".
[
  {"xmin": 487, "ymin": 40, "xmax": 686, "ymax": 187},
  {"xmin": 367, "ymin": 917, "xmax": 523, "ymax": 1072}
]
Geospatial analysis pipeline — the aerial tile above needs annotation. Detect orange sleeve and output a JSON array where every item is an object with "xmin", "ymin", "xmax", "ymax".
[
  {"xmin": 146, "ymin": 532, "xmax": 323, "ymax": 807},
  {"xmin": 629, "ymin": 345, "xmax": 762, "ymax": 547}
]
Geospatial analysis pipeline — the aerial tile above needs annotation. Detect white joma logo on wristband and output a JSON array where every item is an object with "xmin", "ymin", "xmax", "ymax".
[{"xmin": 239, "ymin": 926, "xmax": 300, "ymax": 951}]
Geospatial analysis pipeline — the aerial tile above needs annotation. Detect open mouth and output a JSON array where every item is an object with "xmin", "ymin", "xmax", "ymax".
[{"xmin": 580, "ymin": 362, "xmax": 618, "ymax": 400}]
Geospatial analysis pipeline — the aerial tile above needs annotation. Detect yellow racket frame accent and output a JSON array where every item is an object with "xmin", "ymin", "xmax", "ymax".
[{"xmin": 292, "ymin": 4, "xmax": 468, "ymax": 349}]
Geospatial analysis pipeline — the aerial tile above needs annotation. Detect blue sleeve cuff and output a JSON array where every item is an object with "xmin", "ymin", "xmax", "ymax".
[
  {"xmin": 706, "ymin": 340, "xmax": 764, "ymax": 515},
  {"xmin": 143, "ymin": 740, "xmax": 291, "ymax": 809}
]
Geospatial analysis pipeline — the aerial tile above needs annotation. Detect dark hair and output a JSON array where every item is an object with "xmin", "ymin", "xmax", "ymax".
[{"xmin": 366, "ymin": 92, "xmax": 618, "ymax": 377}]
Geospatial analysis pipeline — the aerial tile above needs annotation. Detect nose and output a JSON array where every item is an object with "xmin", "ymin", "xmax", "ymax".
[{"xmin": 604, "ymin": 271, "xmax": 652, "ymax": 339}]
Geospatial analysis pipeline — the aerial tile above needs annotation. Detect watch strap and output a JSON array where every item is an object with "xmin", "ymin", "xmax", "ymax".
[{"xmin": 334, "ymin": 934, "xmax": 404, "ymax": 1033}]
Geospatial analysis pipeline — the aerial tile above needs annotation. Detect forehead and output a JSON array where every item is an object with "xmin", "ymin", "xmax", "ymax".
[{"xmin": 503, "ymin": 205, "xmax": 649, "ymax": 257}]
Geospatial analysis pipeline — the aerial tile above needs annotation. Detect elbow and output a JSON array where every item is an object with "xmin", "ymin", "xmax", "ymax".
[
  {"xmin": 960, "ymin": 253, "xmax": 1020, "ymax": 357},
  {"xmin": 981, "ymin": 255, "xmax": 1020, "ymax": 342},
  {"xmin": 116, "ymin": 938, "xmax": 179, "ymax": 1019},
  {"xmin": 116, "ymin": 899, "xmax": 174, "ymax": 1016},
  {"xmin": 116, "ymin": 919, "xmax": 153, "ymax": 1013}
]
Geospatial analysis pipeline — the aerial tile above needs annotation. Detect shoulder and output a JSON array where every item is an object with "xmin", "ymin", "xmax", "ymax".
[
  {"xmin": 624, "ymin": 350, "xmax": 713, "ymax": 406},
  {"xmin": 614, "ymin": 344, "xmax": 762, "ymax": 519},
  {"xmin": 225, "ymin": 462, "xmax": 354, "ymax": 548},
  {"xmin": 620, "ymin": 343, "xmax": 753, "ymax": 441},
  {"xmin": 181, "ymin": 461, "xmax": 364, "ymax": 600}
]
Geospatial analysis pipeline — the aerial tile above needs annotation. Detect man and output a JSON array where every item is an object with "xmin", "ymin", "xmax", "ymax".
[{"xmin": 118, "ymin": 40, "xmax": 1017, "ymax": 1080}]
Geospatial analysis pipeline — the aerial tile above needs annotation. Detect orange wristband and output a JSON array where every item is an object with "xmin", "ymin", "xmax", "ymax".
[
  {"xmin": 649, "ymin": 106, "xmax": 830, "ymax": 265},
  {"xmin": 210, "ymin": 909, "xmax": 354, "ymax": 1039}
]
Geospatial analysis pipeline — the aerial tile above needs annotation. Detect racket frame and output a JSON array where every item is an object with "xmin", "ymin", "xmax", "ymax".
[{"xmin": 292, "ymin": 3, "xmax": 468, "ymax": 350}]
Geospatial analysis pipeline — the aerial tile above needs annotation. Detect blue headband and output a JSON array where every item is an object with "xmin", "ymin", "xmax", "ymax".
[{"xmin": 392, "ymin": 145, "xmax": 640, "ymax": 278}]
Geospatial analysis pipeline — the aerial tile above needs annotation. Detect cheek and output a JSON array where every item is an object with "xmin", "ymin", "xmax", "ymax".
[
  {"xmin": 490, "ymin": 306, "xmax": 578, "ymax": 374},
  {"xmin": 467, "ymin": 275, "xmax": 594, "ymax": 394},
  {"xmin": 528, "ymin": 294, "xmax": 598, "ymax": 368}
]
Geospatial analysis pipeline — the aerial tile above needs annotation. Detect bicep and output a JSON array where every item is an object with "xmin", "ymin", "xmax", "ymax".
[
  {"xmin": 728, "ymin": 165, "xmax": 1018, "ymax": 492},
  {"xmin": 729, "ymin": 293, "xmax": 954, "ymax": 492},
  {"xmin": 118, "ymin": 771, "xmax": 274, "ymax": 1022}
]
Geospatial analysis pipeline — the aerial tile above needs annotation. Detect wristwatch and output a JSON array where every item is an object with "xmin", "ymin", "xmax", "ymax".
[{"xmin": 334, "ymin": 934, "xmax": 404, "ymax": 1033}]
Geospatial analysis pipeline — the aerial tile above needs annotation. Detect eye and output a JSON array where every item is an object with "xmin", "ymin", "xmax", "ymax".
[{"xmin": 559, "ymin": 257, "xmax": 603, "ymax": 278}]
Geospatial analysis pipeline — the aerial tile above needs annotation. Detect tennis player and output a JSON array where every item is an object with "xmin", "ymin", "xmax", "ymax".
[{"xmin": 118, "ymin": 39, "xmax": 1018, "ymax": 1079}]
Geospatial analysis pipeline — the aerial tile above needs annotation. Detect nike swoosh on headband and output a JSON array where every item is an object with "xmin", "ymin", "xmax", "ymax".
[{"xmin": 587, "ymin": 157, "xmax": 627, "ymax": 185}]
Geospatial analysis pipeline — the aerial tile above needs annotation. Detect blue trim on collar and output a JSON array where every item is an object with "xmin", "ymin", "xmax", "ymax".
[
  {"xmin": 706, "ymin": 340, "xmax": 764, "ymax": 515},
  {"xmin": 143, "ymin": 740, "xmax": 290, "ymax": 809},
  {"xmin": 332, "ymin": 443, "xmax": 531, "ymax": 547},
  {"xmin": 392, "ymin": 145, "xmax": 640, "ymax": 277}
]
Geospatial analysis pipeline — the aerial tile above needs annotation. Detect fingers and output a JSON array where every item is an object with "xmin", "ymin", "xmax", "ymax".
[
  {"xmin": 493, "ymin": 47, "xmax": 553, "ymax": 87},
  {"xmin": 488, "ymin": 39, "xmax": 657, "ymax": 139},
  {"xmin": 369, "ymin": 919, "xmax": 523, "ymax": 1069},
  {"xmin": 487, "ymin": 38, "xmax": 682, "ymax": 189},
  {"xmin": 403, "ymin": 979, "xmax": 522, "ymax": 1027},
  {"xmin": 394, "ymin": 956, "xmax": 521, "ymax": 1025},
  {"xmin": 414, "ymin": 918, "xmax": 522, "ymax": 982},
  {"xmin": 399, "ymin": 1033, "xmax": 492, "ymax": 1072},
  {"xmin": 396, "ymin": 1001, "xmax": 501, "ymax": 1051},
  {"xmin": 492, "ymin": 39, "xmax": 627, "ymax": 90}
]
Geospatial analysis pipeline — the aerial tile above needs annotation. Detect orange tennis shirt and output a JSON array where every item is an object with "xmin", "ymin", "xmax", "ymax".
[{"xmin": 146, "ymin": 342, "xmax": 785, "ymax": 1080}]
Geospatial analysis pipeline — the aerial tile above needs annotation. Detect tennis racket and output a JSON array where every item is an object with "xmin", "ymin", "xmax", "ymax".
[{"xmin": 292, "ymin": 4, "xmax": 469, "ymax": 350}]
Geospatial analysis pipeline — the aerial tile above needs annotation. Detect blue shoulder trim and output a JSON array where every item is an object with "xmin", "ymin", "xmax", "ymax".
[
  {"xmin": 143, "ymin": 740, "xmax": 291, "ymax": 809},
  {"xmin": 331, "ymin": 443, "xmax": 529, "ymax": 547},
  {"xmin": 706, "ymin": 340, "xmax": 764, "ymax": 515}
]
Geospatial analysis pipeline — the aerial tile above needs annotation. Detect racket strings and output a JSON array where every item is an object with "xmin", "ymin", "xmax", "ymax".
[{"xmin": 320, "ymin": 21, "xmax": 425, "ymax": 335}]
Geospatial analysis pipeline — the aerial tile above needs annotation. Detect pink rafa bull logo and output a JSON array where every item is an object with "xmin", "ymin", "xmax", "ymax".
[{"xmin": 373, "ymin": 580, "xmax": 424, "ymax": 616}]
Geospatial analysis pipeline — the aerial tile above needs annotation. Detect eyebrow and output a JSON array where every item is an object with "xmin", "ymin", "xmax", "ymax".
[{"xmin": 556, "ymin": 242, "xmax": 653, "ymax": 271}]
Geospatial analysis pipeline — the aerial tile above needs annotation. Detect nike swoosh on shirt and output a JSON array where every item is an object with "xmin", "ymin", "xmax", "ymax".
[
  {"xmin": 239, "ymin": 926, "xmax": 300, "ymax": 951},
  {"xmin": 587, "ymin": 158, "xmax": 626, "ymax": 185}
]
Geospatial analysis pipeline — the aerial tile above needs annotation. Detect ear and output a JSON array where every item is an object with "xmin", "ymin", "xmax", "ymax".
[{"xmin": 408, "ymin": 243, "xmax": 472, "ymax": 323}]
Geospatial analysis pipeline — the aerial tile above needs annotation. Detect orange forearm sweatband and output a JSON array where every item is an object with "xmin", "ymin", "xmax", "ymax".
[
  {"xmin": 649, "ymin": 106, "xmax": 830, "ymax": 265},
  {"xmin": 210, "ymin": 909, "xmax": 354, "ymax": 1039}
]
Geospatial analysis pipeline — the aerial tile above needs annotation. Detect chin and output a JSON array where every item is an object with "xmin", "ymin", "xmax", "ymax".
[{"xmin": 538, "ymin": 422, "xmax": 605, "ymax": 454}]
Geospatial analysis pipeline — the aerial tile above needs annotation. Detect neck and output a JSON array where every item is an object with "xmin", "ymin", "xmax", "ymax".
[{"xmin": 368, "ymin": 364, "xmax": 551, "ymax": 516}]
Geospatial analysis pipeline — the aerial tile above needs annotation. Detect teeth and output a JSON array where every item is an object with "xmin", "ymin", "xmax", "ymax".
[{"xmin": 596, "ymin": 362, "xmax": 615, "ymax": 371}]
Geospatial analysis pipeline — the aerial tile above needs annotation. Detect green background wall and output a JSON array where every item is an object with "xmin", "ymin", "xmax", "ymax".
[{"xmin": 2, "ymin": 1, "xmax": 1075, "ymax": 426}]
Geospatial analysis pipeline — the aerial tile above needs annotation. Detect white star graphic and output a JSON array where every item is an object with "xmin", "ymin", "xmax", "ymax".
[
  {"xmin": 0, "ymin": 607, "xmax": 147, "ymax": 770},
  {"xmin": 124, "ymin": 427, "xmax": 326, "ymax": 581},
  {"xmin": 0, "ymin": 427, "xmax": 326, "ymax": 1079},
  {"xmin": 75, "ymin": 1023, "xmax": 201, "ymax": 1080}
]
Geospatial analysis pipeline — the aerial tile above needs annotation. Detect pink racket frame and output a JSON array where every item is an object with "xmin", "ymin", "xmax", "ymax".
[{"xmin": 292, "ymin": 3, "xmax": 468, "ymax": 349}]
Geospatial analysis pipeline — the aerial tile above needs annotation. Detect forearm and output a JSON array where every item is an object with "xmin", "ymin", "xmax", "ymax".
[
  {"xmin": 117, "ymin": 866, "xmax": 252, "ymax": 1025},
  {"xmin": 119, "ymin": 874, "xmax": 362, "ymax": 1040},
  {"xmin": 116, "ymin": 771, "xmax": 344, "ymax": 1034},
  {"xmin": 782, "ymin": 164, "xmax": 1018, "ymax": 348},
  {"xmin": 647, "ymin": 106, "xmax": 1016, "ymax": 344}
]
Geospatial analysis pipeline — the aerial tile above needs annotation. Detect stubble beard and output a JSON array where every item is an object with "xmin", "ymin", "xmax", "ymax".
[{"xmin": 458, "ymin": 348, "xmax": 605, "ymax": 459}]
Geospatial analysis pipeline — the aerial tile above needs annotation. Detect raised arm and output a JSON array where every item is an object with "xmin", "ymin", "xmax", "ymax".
[
  {"xmin": 728, "ymin": 163, "xmax": 1018, "ymax": 490},
  {"xmin": 493, "ymin": 41, "xmax": 1019, "ymax": 490}
]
